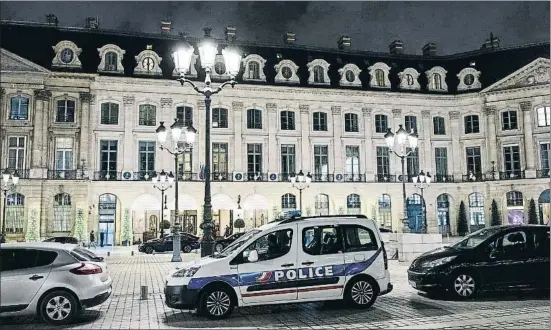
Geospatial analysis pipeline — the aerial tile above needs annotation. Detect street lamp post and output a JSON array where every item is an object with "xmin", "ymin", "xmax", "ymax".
[
  {"xmin": 412, "ymin": 170, "xmax": 432, "ymax": 233},
  {"xmin": 150, "ymin": 170, "xmax": 174, "ymax": 238},
  {"xmin": 289, "ymin": 170, "xmax": 312, "ymax": 212},
  {"xmin": 156, "ymin": 120, "xmax": 197, "ymax": 262},
  {"xmin": 1, "ymin": 169, "xmax": 20, "ymax": 244},
  {"xmin": 384, "ymin": 125, "xmax": 419, "ymax": 233},
  {"xmin": 171, "ymin": 27, "xmax": 242, "ymax": 257}
]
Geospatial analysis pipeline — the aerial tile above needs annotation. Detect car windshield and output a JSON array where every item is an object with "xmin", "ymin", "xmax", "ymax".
[
  {"xmin": 212, "ymin": 230, "xmax": 261, "ymax": 258},
  {"xmin": 452, "ymin": 227, "xmax": 501, "ymax": 249}
]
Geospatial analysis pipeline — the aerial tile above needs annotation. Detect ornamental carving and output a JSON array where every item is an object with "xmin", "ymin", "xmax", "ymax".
[
  {"xmin": 123, "ymin": 96, "xmax": 135, "ymax": 105},
  {"xmin": 449, "ymin": 111, "xmax": 461, "ymax": 120},
  {"xmin": 362, "ymin": 108, "xmax": 372, "ymax": 117},
  {"xmin": 421, "ymin": 110, "xmax": 431, "ymax": 119},
  {"xmin": 391, "ymin": 109, "xmax": 402, "ymax": 118},
  {"xmin": 97, "ymin": 44, "xmax": 126, "ymax": 75},
  {"xmin": 266, "ymin": 103, "xmax": 277, "ymax": 113},
  {"xmin": 367, "ymin": 62, "xmax": 391, "ymax": 89},
  {"xmin": 519, "ymin": 101, "xmax": 532, "ymax": 112},
  {"xmin": 0, "ymin": 88, "xmax": 5, "ymax": 97},
  {"xmin": 299, "ymin": 104, "xmax": 310, "ymax": 114},
  {"xmin": 232, "ymin": 101, "xmax": 244, "ymax": 110},
  {"xmin": 338, "ymin": 63, "xmax": 362, "ymax": 87},
  {"xmin": 331, "ymin": 106, "xmax": 341, "ymax": 115},
  {"xmin": 425, "ymin": 66, "xmax": 448, "ymax": 92},
  {"xmin": 307, "ymin": 59, "xmax": 331, "ymax": 86},
  {"xmin": 34, "ymin": 89, "xmax": 52, "ymax": 101},
  {"xmin": 457, "ymin": 67, "xmax": 482, "ymax": 91},
  {"xmin": 242, "ymin": 54, "xmax": 267, "ymax": 82},
  {"xmin": 134, "ymin": 48, "xmax": 163, "ymax": 76},
  {"xmin": 79, "ymin": 92, "xmax": 92, "ymax": 103},
  {"xmin": 484, "ymin": 106, "xmax": 496, "ymax": 116},
  {"xmin": 398, "ymin": 68, "xmax": 421, "ymax": 91},
  {"xmin": 160, "ymin": 98, "xmax": 173, "ymax": 108},
  {"xmin": 274, "ymin": 59, "xmax": 300, "ymax": 85},
  {"xmin": 52, "ymin": 40, "xmax": 82, "ymax": 69}
]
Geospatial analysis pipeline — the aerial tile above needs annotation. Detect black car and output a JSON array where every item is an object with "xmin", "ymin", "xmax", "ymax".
[
  {"xmin": 43, "ymin": 236, "xmax": 79, "ymax": 244},
  {"xmin": 138, "ymin": 233, "xmax": 200, "ymax": 254},
  {"xmin": 408, "ymin": 225, "xmax": 550, "ymax": 299},
  {"xmin": 214, "ymin": 232, "xmax": 245, "ymax": 253}
]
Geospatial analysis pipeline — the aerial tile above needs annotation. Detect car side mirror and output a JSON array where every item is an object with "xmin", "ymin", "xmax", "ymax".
[{"xmin": 247, "ymin": 250, "xmax": 259, "ymax": 263}]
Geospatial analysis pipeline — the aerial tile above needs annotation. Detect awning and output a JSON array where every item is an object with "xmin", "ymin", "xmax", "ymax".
[
  {"xmin": 242, "ymin": 194, "xmax": 269, "ymax": 210},
  {"xmin": 212, "ymin": 194, "xmax": 237, "ymax": 210},
  {"xmin": 130, "ymin": 194, "xmax": 161, "ymax": 212},
  {"xmin": 539, "ymin": 189, "xmax": 550, "ymax": 203}
]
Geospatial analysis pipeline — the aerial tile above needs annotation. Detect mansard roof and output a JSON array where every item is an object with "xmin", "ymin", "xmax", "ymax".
[{"xmin": 1, "ymin": 19, "xmax": 549, "ymax": 95}]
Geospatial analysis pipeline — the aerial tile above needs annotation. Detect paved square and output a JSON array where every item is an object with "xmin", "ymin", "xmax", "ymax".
[{"xmin": 1, "ymin": 250, "xmax": 549, "ymax": 329}]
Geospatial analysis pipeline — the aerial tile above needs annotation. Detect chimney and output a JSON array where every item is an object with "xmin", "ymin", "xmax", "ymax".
[
  {"xmin": 422, "ymin": 43, "xmax": 437, "ymax": 57},
  {"xmin": 45, "ymin": 14, "xmax": 58, "ymax": 27},
  {"xmin": 225, "ymin": 26, "xmax": 236, "ymax": 42},
  {"xmin": 338, "ymin": 36, "xmax": 351, "ymax": 51},
  {"xmin": 389, "ymin": 40, "xmax": 404, "ymax": 55},
  {"xmin": 283, "ymin": 32, "xmax": 296, "ymax": 45},
  {"xmin": 481, "ymin": 33, "xmax": 500, "ymax": 50},
  {"xmin": 161, "ymin": 20, "xmax": 171, "ymax": 35},
  {"xmin": 85, "ymin": 16, "xmax": 99, "ymax": 29}
]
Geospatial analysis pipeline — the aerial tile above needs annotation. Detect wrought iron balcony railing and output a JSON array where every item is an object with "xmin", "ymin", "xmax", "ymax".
[
  {"xmin": 536, "ymin": 170, "xmax": 550, "ymax": 178},
  {"xmin": 47, "ymin": 170, "xmax": 78, "ymax": 180},
  {"xmin": 0, "ymin": 169, "xmax": 30, "ymax": 179},
  {"xmin": 499, "ymin": 170, "xmax": 526, "ymax": 180},
  {"xmin": 433, "ymin": 174, "xmax": 455, "ymax": 183}
]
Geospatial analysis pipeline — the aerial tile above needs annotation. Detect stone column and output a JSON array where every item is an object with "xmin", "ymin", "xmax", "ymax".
[
  {"xmin": 299, "ymin": 105, "xmax": 310, "ymax": 171},
  {"xmin": 79, "ymin": 93, "xmax": 92, "ymax": 177},
  {"xmin": 122, "ymin": 96, "xmax": 135, "ymax": 172},
  {"xmin": 484, "ymin": 106, "xmax": 498, "ymax": 168},
  {"xmin": 449, "ymin": 111, "xmax": 462, "ymax": 178},
  {"xmin": 33, "ymin": 89, "xmax": 52, "ymax": 178},
  {"xmin": 87, "ymin": 95, "xmax": 96, "ymax": 176},
  {"xmin": 267, "ymin": 103, "xmax": 278, "ymax": 173},
  {"xmin": 520, "ymin": 101, "xmax": 536, "ymax": 178},
  {"xmin": 0, "ymin": 88, "xmax": 5, "ymax": 128},
  {"xmin": 232, "ymin": 101, "xmax": 244, "ymax": 172},
  {"xmin": 391, "ymin": 109, "xmax": 402, "ymax": 175},
  {"xmin": 421, "ymin": 110, "xmax": 432, "ymax": 172},
  {"xmin": 362, "ymin": 108, "xmax": 374, "ymax": 179},
  {"xmin": 331, "ymin": 106, "xmax": 343, "ymax": 173}
]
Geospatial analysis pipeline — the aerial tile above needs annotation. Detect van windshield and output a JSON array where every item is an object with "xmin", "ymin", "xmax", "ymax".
[
  {"xmin": 212, "ymin": 229, "xmax": 261, "ymax": 258},
  {"xmin": 452, "ymin": 227, "xmax": 501, "ymax": 249}
]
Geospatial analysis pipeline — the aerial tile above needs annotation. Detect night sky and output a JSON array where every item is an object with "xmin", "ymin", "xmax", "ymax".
[{"xmin": 1, "ymin": 1, "xmax": 549, "ymax": 55}]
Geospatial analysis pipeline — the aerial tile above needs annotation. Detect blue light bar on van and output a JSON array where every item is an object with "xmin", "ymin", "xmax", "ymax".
[{"xmin": 283, "ymin": 210, "xmax": 301, "ymax": 218}]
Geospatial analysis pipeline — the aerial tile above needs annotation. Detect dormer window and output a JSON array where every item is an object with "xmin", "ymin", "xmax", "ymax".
[
  {"xmin": 313, "ymin": 66, "xmax": 324, "ymax": 83},
  {"xmin": 425, "ymin": 66, "xmax": 448, "ymax": 92},
  {"xmin": 215, "ymin": 62, "xmax": 226, "ymax": 75},
  {"xmin": 368, "ymin": 62, "xmax": 391, "ymax": 89},
  {"xmin": 275, "ymin": 60, "xmax": 300, "ymax": 84},
  {"xmin": 307, "ymin": 59, "xmax": 330, "ymax": 86},
  {"xmin": 97, "ymin": 44, "xmax": 125, "ymax": 74},
  {"xmin": 338, "ymin": 64, "xmax": 362, "ymax": 87},
  {"xmin": 52, "ymin": 40, "xmax": 82, "ymax": 69},
  {"xmin": 9, "ymin": 96, "xmax": 29, "ymax": 120},
  {"xmin": 375, "ymin": 69, "xmax": 385, "ymax": 87},
  {"xmin": 398, "ymin": 68, "xmax": 421, "ymax": 90},
  {"xmin": 248, "ymin": 61, "xmax": 260, "ymax": 79},
  {"xmin": 457, "ymin": 67, "xmax": 482, "ymax": 91},
  {"xmin": 434, "ymin": 73, "xmax": 443, "ymax": 90},
  {"xmin": 105, "ymin": 52, "xmax": 118, "ymax": 71},
  {"xmin": 56, "ymin": 99, "xmax": 75, "ymax": 123},
  {"xmin": 242, "ymin": 54, "xmax": 266, "ymax": 82}
]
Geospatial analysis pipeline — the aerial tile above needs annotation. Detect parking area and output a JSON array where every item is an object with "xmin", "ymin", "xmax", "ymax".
[{"xmin": 1, "ymin": 252, "xmax": 548, "ymax": 329}]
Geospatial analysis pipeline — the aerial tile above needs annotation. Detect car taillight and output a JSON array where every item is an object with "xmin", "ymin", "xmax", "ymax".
[
  {"xmin": 70, "ymin": 263, "xmax": 103, "ymax": 275},
  {"xmin": 381, "ymin": 242, "xmax": 388, "ymax": 270}
]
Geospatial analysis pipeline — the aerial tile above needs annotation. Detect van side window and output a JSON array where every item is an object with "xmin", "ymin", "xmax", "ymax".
[
  {"xmin": 242, "ymin": 229, "xmax": 293, "ymax": 263},
  {"xmin": 342, "ymin": 225, "xmax": 378, "ymax": 252},
  {"xmin": 533, "ymin": 229, "xmax": 550, "ymax": 257},
  {"xmin": 497, "ymin": 230, "xmax": 530, "ymax": 259},
  {"xmin": 302, "ymin": 226, "xmax": 342, "ymax": 255}
]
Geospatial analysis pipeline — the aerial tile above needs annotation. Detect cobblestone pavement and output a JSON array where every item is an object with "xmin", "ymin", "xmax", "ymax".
[{"xmin": 1, "ymin": 252, "xmax": 549, "ymax": 329}]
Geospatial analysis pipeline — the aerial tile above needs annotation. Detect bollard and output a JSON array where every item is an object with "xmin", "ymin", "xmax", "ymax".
[
  {"xmin": 131, "ymin": 251, "xmax": 134, "ymax": 256},
  {"xmin": 107, "ymin": 251, "xmax": 110, "ymax": 257},
  {"xmin": 140, "ymin": 286, "xmax": 148, "ymax": 300}
]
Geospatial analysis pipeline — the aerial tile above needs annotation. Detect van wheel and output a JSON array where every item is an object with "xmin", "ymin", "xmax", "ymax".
[
  {"xmin": 145, "ymin": 246, "xmax": 154, "ymax": 254},
  {"xmin": 183, "ymin": 245, "xmax": 192, "ymax": 253},
  {"xmin": 39, "ymin": 290, "xmax": 79, "ymax": 325},
  {"xmin": 345, "ymin": 278, "xmax": 378, "ymax": 308},
  {"xmin": 198, "ymin": 286, "xmax": 234, "ymax": 319},
  {"xmin": 450, "ymin": 272, "xmax": 478, "ymax": 299}
]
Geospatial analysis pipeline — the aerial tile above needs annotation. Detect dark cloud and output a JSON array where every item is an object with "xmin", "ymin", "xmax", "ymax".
[{"xmin": 0, "ymin": 1, "xmax": 548, "ymax": 54}]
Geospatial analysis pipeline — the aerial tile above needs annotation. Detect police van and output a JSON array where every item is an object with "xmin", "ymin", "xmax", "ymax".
[{"xmin": 164, "ymin": 214, "xmax": 393, "ymax": 319}]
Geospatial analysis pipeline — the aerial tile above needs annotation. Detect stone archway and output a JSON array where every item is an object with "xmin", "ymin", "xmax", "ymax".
[
  {"xmin": 242, "ymin": 193, "xmax": 269, "ymax": 228},
  {"xmin": 130, "ymin": 193, "xmax": 161, "ymax": 241},
  {"xmin": 538, "ymin": 189, "xmax": 550, "ymax": 224}
]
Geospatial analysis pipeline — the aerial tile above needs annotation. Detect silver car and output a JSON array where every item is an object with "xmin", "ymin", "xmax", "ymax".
[{"xmin": 0, "ymin": 242, "xmax": 112, "ymax": 325}]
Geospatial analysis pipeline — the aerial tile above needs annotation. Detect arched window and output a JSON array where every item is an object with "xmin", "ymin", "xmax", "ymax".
[
  {"xmin": 56, "ymin": 99, "xmax": 76, "ymax": 123},
  {"xmin": 538, "ymin": 189, "xmax": 550, "ymax": 224},
  {"xmin": 506, "ymin": 191, "xmax": 524, "ymax": 207},
  {"xmin": 9, "ymin": 96, "xmax": 29, "ymax": 120},
  {"xmin": 138, "ymin": 104, "xmax": 156, "ymax": 126},
  {"xmin": 281, "ymin": 193, "xmax": 296, "ymax": 213},
  {"xmin": 468, "ymin": 193, "xmax": 485, "ymax": 232},
  {"xmin": 53, "ymin": 193, "xmax": 72, "ymax": 232},
  {"xmin": 314, "ymin": 194, "xmax": 329, "ymax": 215},
  {"xmin": 248, "ymin": 61, "xmax": 260, "ymax": 79},
  {"xmin": 436, "ymin": 194, "xmax": 450, "ymax": 234},
  {"xmin": 6, "ymin": 193, "xmax": 25, "ymax": 233},
  {"xmin": 105, "ymin": 52, "xmax": 118, "ymax": 71},
  {"xmin": 434, "ymin": 73, "xmax": 442, "ymax": 90},
  {"xmin": 100, "ymin": 102, "xmax": 119, "ymax": 125},
  {"xmin": 346, "ymin": 194, "xmax": 361, "ymax": 214},
  {"xmin": 375, "ymin": 69, "xmax": 385, "ymax": 87},
  {"xmin": 313, "ymin": 65, "xmax": 324, "ymax": 83},
  {"xmin": 378, "ymin": 194, "xmax": 392, "ymax": 229}
]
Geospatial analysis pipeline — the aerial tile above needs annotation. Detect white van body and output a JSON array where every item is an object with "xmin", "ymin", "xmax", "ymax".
[{"xmin": 164, "ymin": 215, "xmax": 393, "ymax": 319}]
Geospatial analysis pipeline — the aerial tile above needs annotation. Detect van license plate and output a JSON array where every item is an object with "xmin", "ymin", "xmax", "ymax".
[{"xmin": 409, "ymin": 280, "xmax": 417, "ymax": 288}]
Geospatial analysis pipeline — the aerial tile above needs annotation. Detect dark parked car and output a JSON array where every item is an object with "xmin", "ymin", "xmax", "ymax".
[
  {"xmin": 214, "ymin": 232, "xmax": 245, "ymax": 253},
  {"xmin": 138, "ymin": 233, "xmax": 200, "ymax": 254},
  {"xmin": 408, "ymin": 225, "xmax": 550, "ymax": 299},
  {"xmin": 43, "ymin": 236, "xmax": 79, "ymax": 244}
]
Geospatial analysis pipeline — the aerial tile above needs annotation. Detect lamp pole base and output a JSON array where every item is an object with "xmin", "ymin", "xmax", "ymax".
[
  {"xmin": 201, "ymin": 239, "xmax": 215, "ymax": 257},
  {"xmin": 401, "ymin": 218, "xmax": 411, "ymax": 233},
  {"xmin": 171, "ymin": 223, "xmax": 182, "ymax": 263}
]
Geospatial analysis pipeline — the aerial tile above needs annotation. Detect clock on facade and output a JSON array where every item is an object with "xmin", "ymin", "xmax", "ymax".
[
  {"xmin": 60, "ymin": 48, "xmax": 74, "ymax": 64},
  {"xmin": 142, "ymin": 57, "xmax": 155, "ymax": 71}
]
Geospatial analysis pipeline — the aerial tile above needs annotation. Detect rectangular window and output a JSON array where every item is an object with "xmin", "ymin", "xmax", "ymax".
[
  {"xmin": 99, "ymin": 140, "xmax": 118, "ymax": 174},
  {"xmin": 314, "ymin": 145, "xmax": 329, "ymax": 180},
  {"xmin": 540, "ymin": 143, "xmax": 550, "ymax": 172},
  {"xmin": 9, "ymin": 97, "xmax": 29, "ymax": 120},
  {"xmin": 313, "ymin": 112, "xmax": 328, "ymax": 131},
  {"xmin": 433, "ymin": 117, "xmax": 446, "ymax": 135},
  {"xmin": 345, "ymin": 145, "xmax": 360, "ymax": 180},
  {"xmin": 5, "ymin": 194, "xmax": 25, "ymax": 234},
  {"xmin": 374, "ymin": 115, "xmax": 388, "ymax": 133},
  {"xmin": 55, "ymin": 137, "xmax": 73, "ymax": 171},
  {"xmin": 464, "ymin": 115, "xmax": 480, "ymax": 134},
  {"xmin": 247, "ymin": 109, "xmax": 262, "ymax": 129},
  {"xmin": 138, "ymin": 141, "xmax": 155, "ymax": 174},
  {"xmin": 344, "ymin": 113, "xmax": 359, "ymax": 132},
  {"xmin": 176, "ymin": 106, "xmax": 193, "ymax": 126},
  {"xmin": 280, "ymin": 111, "xmax": 295, "ymax": 130},
  {"xmin": 537, "ymin": 106, "xmax": 551, "ymax": 127},
  {"xmin": 405, "ymin": 115, "xmax": 417, "ymax": 133},
  {"xmin": 406, "ymin": 147, "xmax": 419, "ymax": 177},
  {"xmin": 139, "ymin": 105, "xmax": 156, "ymax": 126},
  {"xmin": 342, "ymin": 225, "xmax": 378, "ymax": 252},
  {"xmin": 503, "ymin": 145, "xmax": 521, "ymax": 173},
  {"xmin": 212, "ymin": 108, "xmax": 228, "ymax": 128},
  {"xmin": 376, "ymin": 146, "xmax": 390, "ymax": 176},
  {"xmin": 247, "ymin": 144, "xmax": 262, "ymax": 179},
  {"xmin": 280, "ymin": 144, "xmax": 296, "ymax": 177},
  {"xmin": 465, "ymin": 146, "xmax": 482, "ymax": 174},
  {"xmin": 7, "ymin": 137, "xmax": 26, "ymax": 170},
  {"xmin": 100, "ymin": 103, "xmax": 119, "ymax": 125},
  {"xmin": 56, "ymin": 99, "xmax": 75, "ymax": 123},
  {"xmin": 212, "ymin": 143, "xmax": 228, "ymax": 176},
  {"xmin": 501, "ymin": 111, "xmax": 518, "ymax": 130},
  {"xmin": 302, "ymin": 226, "xmax": 343, "ymax": 255},
  {"xmin": 434, "ymin": 147, "xmax": 448, "ymax": 176},
  {"xmin": 178, "ymin": 150, "xmax": 193, "ymax": 180}
]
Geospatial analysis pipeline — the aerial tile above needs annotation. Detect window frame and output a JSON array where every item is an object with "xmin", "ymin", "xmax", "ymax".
[
  {"xmin": 280, "ymin": 144, "xmax": 296, "ymax": 176},
  {"xmin": 537, "ymin": 106, "xmax": 550, "ymax": 127},
  {"xmin": 55, "ymin": 99, "xmax": 76, "ymax": 123},
  {"xmin": 55, "ymin": 137, "xmax": 74, "ymax": 171},
  {"xmin": 503, "ymin": 145, "xmax": 521, "ymax": 173},
  {"xmin": 434, "ymin": 147, "xmax": 448, "ymax": 176},
  {"xmin": 405, "ymin": 115, "xmax": 417, "ymax": 133},
  {"xmin": 374, "ymin": 114, "xmax": 388, "ymax": 133},
  {"xmin": 246, "ymin": 109, "xmax": 263, "ymax": 129},
  {"xmin": 433, "ymin": 116, "xmax": 446, "ymax": 135},
  {"xmin": 313, "ymin": 65, "xmax": 325, "ymax": 83},
  {"xmin": 281, "ymin": 193, "xmax": 297, "ymax": 211},
  {"xmin": 138, "ymin": 141, "xmax": 156, "ymax": 174},
  {"xmin": 9, "ymin": 96, "xmax": 30, "ymax": 120},
  {"xmin": 212, "ymin": 143, "xmax": 229, "ymax": 176},
  {"xmin": 341, "ymin": 224, "xmax": 379, "ymax": 253},
  {"xmin": 212, "ymin": 107, "xmax": 228, "ymax": 128},
  {"xmin": 376, "ymin": 146, "xmax": 390, "ymax": 176},
  {"xmin": 313, "ymin": 112, "xmax": 328, "ymax": 131},
  {"xmin": 99, "ymin": 140, "xmax": 118, "ymax": 173},
  {"xmin": 246, "ymin": 143, "xmax": 263, "ymax": 178},
  {"xmin": 104, "ymin": 51, "xmax": 118, "ymax": 71},
  {"xmin": 280, "ymin": 111, "xmax": 296, "ymax": 130},
  {"xmin": 138, "ymin": 104, "xmax": 157, "ymax": 126},
  {"xmin": 100, "ymin": 102, "xmax": 120, "ymax": 125},
  {"xmin": 501, "ymin": 110, "xmax": 518, "ymax": 131},
  {"xmin": 313, "ymin": 145, "xmax": 329, "ymax": 179},
  {"xmin": 5, "ymin": 193, "xmax": 25, "ymax": 234},
  {"xmin": 176, "ymin": 106, "xmax": 194, "ymax": 127},
  {"xmin": 465, "ymin": 146, "xmax": 482, "ymax": 174},
  {"xmin": 239, "ymin": 228, "xmax": 294, "ymax": 264},
  {"xmin": 7, "ymin": 136, "xmax": 27, "ymax": 170},
  {"xmin": 344, "ymin": 113, "xmax": 359, "ymax": 132},
  {"xmin": 53, "ymin": 193, "xmax": 72, "ymax": 232},
  {"xmin": 302, "ymin": 225, "xmax": 343, "ymax": 256},
  {"xmin": 464, "ymin": 115, "xmax": 480, "ymax": 134}
]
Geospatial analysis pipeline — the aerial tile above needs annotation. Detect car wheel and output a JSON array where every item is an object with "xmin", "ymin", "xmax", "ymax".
[
  {"xmin": 39, "ymin": 290, "xmax": 79, "ymax": 325},
  {"xmin": 145, "ymin": 246, "xmax": 154, "ymax": 254},
  {"xmin": 215, "ymin": 244, "xmax": 224, "ymax": 253},
  {"xmin": 450, "ymin": 272, "xmax": 478, "ymax": 299},
  {"xmin": 344, "ymin": 277, "xmax": 378, "ymax": 308},
  {"xmin": 198, "ymin": 286, "xmax": 235, "ymax": 319},
  {"xmin": 183, "ymin": 245, "xmax": 192, "ymax": 253}
]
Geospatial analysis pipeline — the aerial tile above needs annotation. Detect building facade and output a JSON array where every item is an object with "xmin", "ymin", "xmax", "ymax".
[{"xmin": 1, "ymin": 19, "xmax": 550, "ymax": 244}]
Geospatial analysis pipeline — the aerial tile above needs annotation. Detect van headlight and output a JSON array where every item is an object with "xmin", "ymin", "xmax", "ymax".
[
  {"xmin": 421, "ymin": 256, "xmax": 456, "ymax": 268},
  {"xmin": 172, "ymin": 266, "xmax": 200, "ymax": 278}
]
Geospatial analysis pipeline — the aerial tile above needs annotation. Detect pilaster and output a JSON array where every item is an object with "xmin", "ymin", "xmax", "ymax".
[
  {"xmin": 232, "ymin": 101, "xmax": 244, "ymax": 172},
  {"xmin": 421, "ymin": 110, "xmax": 432, "ymax": 172},
  {"xmin": 362, "ymin": 108, "xmax": 374, "ymax": 177},
  {"xmin": 79, "ymin": 92, "xmax": 92, "ymax": 177},
  {"xmin": 267, "ymin": 103, "xmax": 278, "ymax": 173},
  {"xmin": 484, "ymin": 106, "xmax": 498, "ymax": 166},
  {"xmin": 520, "ymin": 101, "xmax": 536, "ymax": 178},
  {"xmin": 449, "ymin": 111, "xmax": 462, "ymax": 178},
  {"xmin": 299, "ymin": 105, "xmax": 310, "ymax": 171},
  {"xmin": 122, "ymin": 96, "xmax": 135, "ymax": 171},
  {"xmin": 331, "ymin": 106, "xmax": 343, "ymax": 173},
  {"xmin": 33, "ymin": 89, "xmax": 52, "ymax": 179}
]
